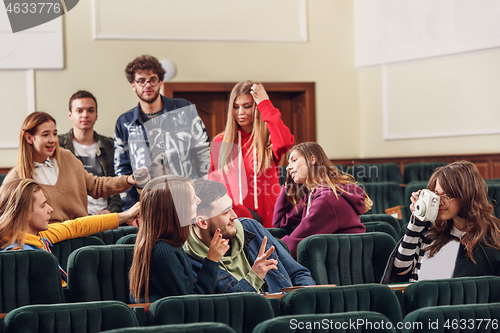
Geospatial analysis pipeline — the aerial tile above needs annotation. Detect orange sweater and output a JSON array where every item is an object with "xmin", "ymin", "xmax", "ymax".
[{"xmin": 24, "ymin": 213, "xmax": 119, "ymax": 249}]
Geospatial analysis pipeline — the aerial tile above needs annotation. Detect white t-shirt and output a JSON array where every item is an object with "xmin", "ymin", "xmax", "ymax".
[
  {"xmin": 418, "ymin": 226, "xmax": 465, "ymax": 281},
  {"xmin": 73, "ymin": 141, "xmax": 107, "ymax": 215},
  {"xmin": 33, "ymin": 158, "xmax": 59, "ymax": 185}
]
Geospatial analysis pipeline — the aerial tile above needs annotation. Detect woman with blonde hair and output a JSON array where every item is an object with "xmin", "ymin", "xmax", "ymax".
[
  {"xmin": 209, "ymin": 81, "xmax": 294, "ymax": 227},
  {"xmin": 273, "ymin": 142, "xmax": 372, "ymax": 257},
  {"xmin": 129, "ymin": 175, "xmax": 229, "ymax": 303},
  {"xmin": 382, "ymin": 161, "xmax": 500, "ymax": 283},
  {"xmin": 0, "ymin": 178, "xmax": 139, "ymax": 286},
  {"xmin": 3, "ymin": 111, "xmax": 135, "ymax": 223}
]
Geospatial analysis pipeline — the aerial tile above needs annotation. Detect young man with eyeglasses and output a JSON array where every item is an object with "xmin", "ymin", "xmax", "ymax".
[
  {"xmin": 114, "ymin": 55, "xmax": 210, "ymax": 210},
  {"xmin": 59, "ymin": 90, "xmax": 122, "ymax": 215}
]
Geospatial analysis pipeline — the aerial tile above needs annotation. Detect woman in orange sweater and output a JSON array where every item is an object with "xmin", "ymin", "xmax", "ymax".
[{"xmin": 4, "ymin": 112, "xmax": 135, "ymax": 223}]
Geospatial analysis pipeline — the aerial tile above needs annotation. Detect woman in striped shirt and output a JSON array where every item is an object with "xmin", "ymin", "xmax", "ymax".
[{"xmin": 383, "ymin": 161, "xmax": 500, "ymax": 283}]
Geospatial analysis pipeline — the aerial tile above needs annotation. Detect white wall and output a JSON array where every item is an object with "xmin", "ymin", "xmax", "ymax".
[
  {"xmin": 0, "ymin": 0, "xmax": 360, "ymax": 167},
  {"xmin": 1, "ymin": 0, "xmax": 499, "ymax": 168}
]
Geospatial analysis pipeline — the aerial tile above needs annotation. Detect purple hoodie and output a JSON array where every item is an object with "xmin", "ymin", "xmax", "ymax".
[{"xmin": 272, "ymin": 183, "xmax": 367, "ymax": 257}]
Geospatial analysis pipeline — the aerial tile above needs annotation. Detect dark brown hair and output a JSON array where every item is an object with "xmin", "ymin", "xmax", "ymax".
[
  {"xmin": 125, "ymin": 55, "xmax": 165, "ymax": 83},
  {"xmin": 129, "ymin": 175, "xmax": 192, "ymax": 302},
  {"xmin": 69, "ymin": 90, "xmax": 97, "ymax": 112},
  {"xmin": 192, "ymin": 179, "xmax": 228, "ymax": 216},
  {"xmin": 425, "ymin": 160, "xmax": 500, "ymax": 262}
]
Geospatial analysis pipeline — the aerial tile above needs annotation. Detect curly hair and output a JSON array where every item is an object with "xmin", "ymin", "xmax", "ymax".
[{"xmin": 125, "ymin": 55, "xmax": 165, "ymax": 83}]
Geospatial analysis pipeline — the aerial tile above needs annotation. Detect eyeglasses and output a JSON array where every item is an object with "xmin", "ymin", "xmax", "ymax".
[
  {"xmin": 436, "ymin": 192, "xmax": 454, "ymax": 207},
  {"xmin": 134, "ymin": 77, "xmax": 161, "ymax": 87}
]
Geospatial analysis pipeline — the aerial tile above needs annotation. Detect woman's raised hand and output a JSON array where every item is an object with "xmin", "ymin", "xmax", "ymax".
[
  {"xmin": 409, "ymin": 190, "xmax": 421, "ymax": 213},
  {"xmin": 206, "ymin": 228, "xmax": 230, "ymax": 262},
  {"xmin": 250, "ymin": 83, "xmax": 269, "ymax": 105}
]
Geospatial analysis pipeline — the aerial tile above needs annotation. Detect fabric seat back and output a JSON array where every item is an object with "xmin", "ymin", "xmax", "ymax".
[
  {"xmin": 362, "ymin": 182, "xmax": 404, "ymax": 215},
  {"xmin": 352, "ymin": 163, "xmax": 403, "ymax": 183},
  {"xmin": 403, "ymin": 162, "xmax": 447, "ymax": 184},
  {"xmin": 404, "ymin": 276, "xmax": 500, "ymax": 314},
  {"xmin": 402, "ymin": 303, "xmax": 500, "ymax": 333},
  {"xmin": 67, "ymin": 245, "xmax": 135, "ymax": 303},
  {"xmin": 101, "ymin": 322, "xmax": 237, "ymax": 333},
  {"xmin": 253, "ymin": 311, "xmax": 397, "ymax": 333},
  {"xmin": 278, "ymin": 165, "xmax": 287, "ymax": 186},
  {"xmin": 280, "ymin": 285, "xmax": 404, "ymax": 327},
  {"xmin": 404, "ymin": 181, "xmax": 429, "ymax": 207},
  {"xmin": 265, "ymin": 227, "xmax": 293, "ymax": 239},
  {"xmin": 360, "ymin": 213, "xmax": 400, "ymax": 234},
  {"xmin": 3, "ymin": 300, "xmax": 138, "ymax": 333},
  {"xmin": 487, "ymin": 183, "xmax": 500, "ymax": 218},
  {"xmin": 297, "ymin": 233, "xmax": 396, "ymax": 286},
  {"xmin": 92, "ymin": 226, "xmax": 138, "ymax": 245},
  {"xmin": 116, "ymin": 234, "xmax": 137, "ymax": 245},
  {"xmin": 363, "ymin": 221, "xmax": 399, "ymax": 241},
  {"xmin": 0, "ymin": 250, "xmax": 64, "ymax": 313},
  {"xmin": 147, "ymin": 292, "xmax": 274, "ymax": 333},
  {"xmin": 51, "ymin": 236, "xmax": 105, "ymax": 272}
]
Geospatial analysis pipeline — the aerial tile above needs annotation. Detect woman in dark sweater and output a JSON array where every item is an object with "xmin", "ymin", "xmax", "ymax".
[
  {"xmin": 383, "ymin": 161, "xmax": 500, "ymax": 283},
  {"xmin": 129, "ymin": 175, "xmax": 229, "ymax": 303}
]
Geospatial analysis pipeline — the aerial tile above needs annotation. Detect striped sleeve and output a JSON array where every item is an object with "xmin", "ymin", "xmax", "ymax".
[{"xmin": 393, "ymin": 218, "xmax": 431, "ymax": 277}]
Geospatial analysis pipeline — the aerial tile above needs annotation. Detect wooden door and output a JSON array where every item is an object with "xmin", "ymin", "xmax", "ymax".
[{"xmin": 163, "ymin": 82, "xmax": 316, "ymax": 144}]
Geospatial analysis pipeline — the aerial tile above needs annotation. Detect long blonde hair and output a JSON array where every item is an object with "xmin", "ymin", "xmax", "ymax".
[
  {"xmin": 217, "ymin": 81, "xmax": 274, "ymax": 174},
  {"xmin": 129, "ymin": 175, "xmax": 193, "ymax": 303},
  {"xmin": 0, "ymin": 179, "xmax": 46, "ymax": 249},
  {"xmin": 17, "ymin": 112, "xmax": 60, "ymax": 178},
  {"xmin": 285, "ymin": 142, "xmax": 373, "ymax": 212}
]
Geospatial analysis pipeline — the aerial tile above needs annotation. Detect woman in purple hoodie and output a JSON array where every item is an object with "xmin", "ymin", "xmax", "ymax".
[{"xmin": 272, "ymin": 142, "xmax": 372, "ymax": 257}]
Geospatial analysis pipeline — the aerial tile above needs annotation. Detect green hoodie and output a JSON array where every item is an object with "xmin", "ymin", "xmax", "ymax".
[{"xmin": 183, "ymin": 219, "xmax": 264, "ymax": 292}]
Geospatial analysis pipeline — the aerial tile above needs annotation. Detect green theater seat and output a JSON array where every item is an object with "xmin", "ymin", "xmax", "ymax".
[
  {"xmin": 253, "ymin": 312, "xmax": 397, "ymax": 333},
  {"xmin": 280, "ymin": 285, "xmax": 404, "ymax": 328},
  {"xmin": 363, "ymin": 221, "xmax": 399, "ymax": 241},
  {"xmin": 297, "ymin": 233, "xmax": 396, "ymax": 286},
  {"xmin": 404, "ymin": 276, "xmax": 500, "ymax": 315},
  {"xmin": 0, "ymin": 250, "xmax": 64, "ymax": 313},
  {"xmin": 147, "ymin": 293, "xmax": 274, "ymax": 333},
  {"xmin": 50, "ymin": 236, "xmax": 105, "ymax": 272},
  {"xmin": 361, "ymin": 213, "xmax": 401, "ymax": 234},
  {"xmin": 402, "ymin": 303, "xmax": 500, "ymax": 333},
  {"xmin": 3, "ymin": 301, "xmax": 139, "ymax": 333},
  {"xmin": 403, "ymin": 162, "xmax": 447, "ymax": 184},
  {"xmin": 362, "ymin": 182, "xmax": 405, "ymax": 215},
  {"xmin": 102, "ymin": 322, "xmax": 237, "ymax": 333},
  {"xmin": 92, "ymin": 226, "xmax": 138, "ymax": 245},
  {"xmin": 67, "ymin": 245, "xmax": 135, "ymax": 303},
  {"xmin": 352, "ymin": 163, "xmax": 403, "ymax": 184}
]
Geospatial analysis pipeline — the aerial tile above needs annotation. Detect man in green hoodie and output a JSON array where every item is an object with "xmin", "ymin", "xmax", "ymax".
[{"xmin": 184, "ymin": 179, "xmax": 315, "ymax": 293}]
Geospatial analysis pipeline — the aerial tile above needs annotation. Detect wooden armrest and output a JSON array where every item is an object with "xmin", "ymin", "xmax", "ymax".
[{"xmin": 385, "ymin": 205, "xmax": 405, "ymax": 219}]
